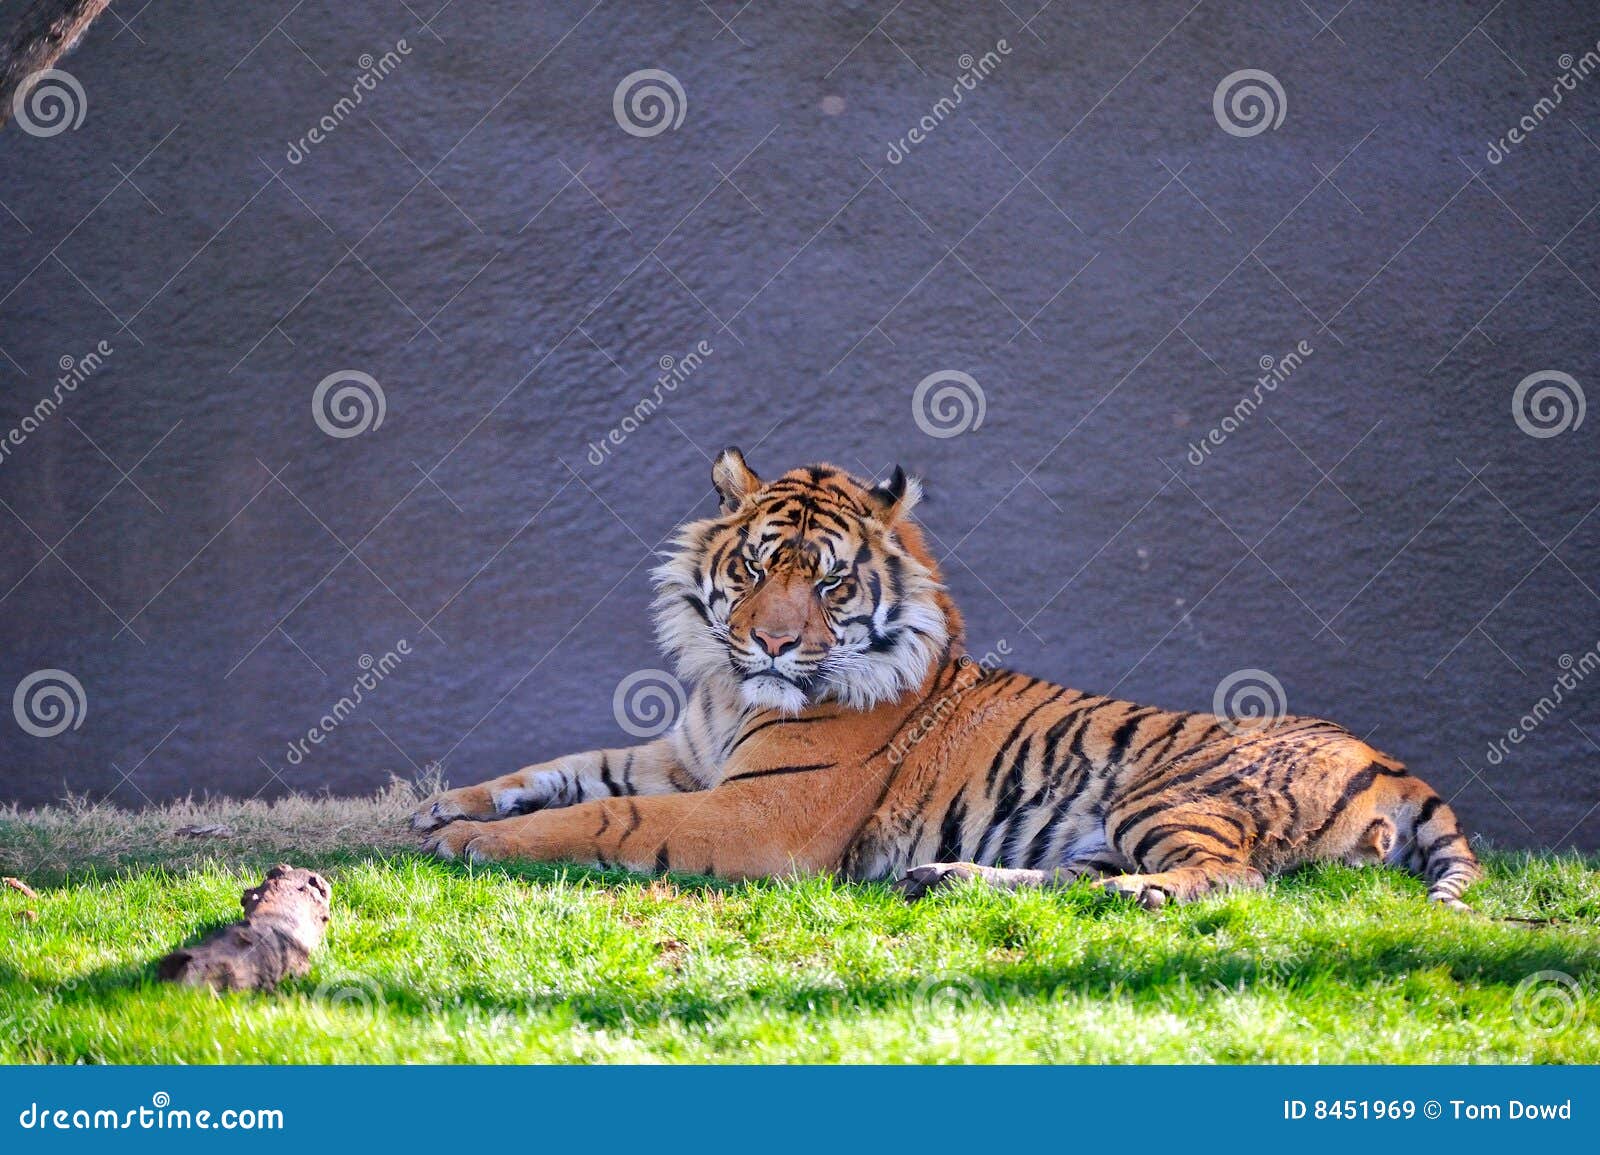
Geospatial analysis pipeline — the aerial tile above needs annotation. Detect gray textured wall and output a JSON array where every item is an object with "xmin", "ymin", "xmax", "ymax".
[{"xmin": 0, "ymin": 2, "xmax": 1596, "ymax": 849}]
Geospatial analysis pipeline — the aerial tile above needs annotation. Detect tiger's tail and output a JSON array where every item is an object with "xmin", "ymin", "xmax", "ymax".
[{"xmin": 1394, "ymin": 780, "xmax": 1482, "ymax": 910}]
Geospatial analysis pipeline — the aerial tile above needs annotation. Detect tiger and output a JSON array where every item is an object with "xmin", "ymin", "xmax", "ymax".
[{"xmin": 414, "ymin": 448, "xmax": 1481, "ymax": 911}]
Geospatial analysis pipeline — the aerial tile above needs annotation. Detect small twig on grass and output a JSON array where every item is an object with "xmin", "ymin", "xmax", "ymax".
[
  {"xmin": 3, "ymin": 876, "xmax": 39, "ymax": 900},
  {"xmin": 174, "ymin": 823, "xmax": 236, "ymax": 839}
]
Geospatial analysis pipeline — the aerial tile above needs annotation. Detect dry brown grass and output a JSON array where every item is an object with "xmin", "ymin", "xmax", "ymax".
[{"xmin": 0, "ymin": 773, "xmax": 437, "ymax": 883}]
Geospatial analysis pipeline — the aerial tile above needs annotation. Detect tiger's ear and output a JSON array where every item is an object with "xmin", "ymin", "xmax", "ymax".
[
  {"xmin": 869, "ymin": 465, "xmax": 922, "ymax": 523},
  {"xmin": 711, "ymin": 446, "xmax": 760, "ymax": 512}
]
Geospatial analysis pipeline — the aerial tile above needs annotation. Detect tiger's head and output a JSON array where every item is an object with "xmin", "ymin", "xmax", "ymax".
[{"xmin": 652, "ymin": 448, "xmax": 961, "ymax": 713}]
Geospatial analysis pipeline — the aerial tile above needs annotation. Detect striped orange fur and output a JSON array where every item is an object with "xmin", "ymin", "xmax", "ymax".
[{"xmin": 416, "ymin": 450, "xmax": 1480, "ymax": 910}]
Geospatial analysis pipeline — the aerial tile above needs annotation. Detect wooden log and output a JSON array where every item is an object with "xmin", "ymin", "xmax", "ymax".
[
  {"xmin": 0, "ymin": 0, "xmax": 111, "ymax": 129},
  {"xmin": 157, "ymin": 865, "xmax": 332, "ymax": 992}
]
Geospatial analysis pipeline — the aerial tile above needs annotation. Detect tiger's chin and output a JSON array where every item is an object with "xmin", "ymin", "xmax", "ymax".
[{"xmin": 738, "ymin": 673, "xmax": 813, "ymax": 714}]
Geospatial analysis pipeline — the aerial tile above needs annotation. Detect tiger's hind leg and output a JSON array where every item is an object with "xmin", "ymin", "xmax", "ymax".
[
  {"xmin": 893, "ymin": 854, "xmax": 1131, "ymax": 899},
  {"xmin": 1100, "ymin": 796, "xmax": 1265, "ymax": 909},
  {"xmin": 1099, "ymin": 859, "xmax": 1266, "ymax": 909}
]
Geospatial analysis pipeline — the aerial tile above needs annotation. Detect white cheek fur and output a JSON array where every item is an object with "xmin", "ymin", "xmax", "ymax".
[{"xmin": 652, "ymin": 527, "xmax": 949, "ymax": 712}]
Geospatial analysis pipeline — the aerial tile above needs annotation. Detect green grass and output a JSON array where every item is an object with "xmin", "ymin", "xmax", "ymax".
[{"xmin": 1, "ymin": 785, "xmax": 1598, "ymax": 1063}]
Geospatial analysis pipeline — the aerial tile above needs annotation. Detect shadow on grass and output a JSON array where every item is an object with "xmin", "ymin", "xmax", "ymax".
[
  {"xmin": 12, "ymin": 846, "xmax": 1600, "ymax": 1041},
  {"xmin": 302, "ymin": 925, "xmax": 1600, "ymax": 1032},
  {"xmin": 313, "ymin": 856, "xmax": 1600, "ymax": 1029}
]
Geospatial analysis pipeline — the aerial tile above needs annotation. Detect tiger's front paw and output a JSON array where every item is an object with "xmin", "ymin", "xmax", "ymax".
[
  {"xmin": 410, "ymin": 786, "xmax": 496, "ymax": 832},
  {"xmin": 894, "ymin": 862, "xmax": 983, "ymax": 900},
  {"xmin": 419, "ymin": 820, "xmax": 507, "ymax": 863}
]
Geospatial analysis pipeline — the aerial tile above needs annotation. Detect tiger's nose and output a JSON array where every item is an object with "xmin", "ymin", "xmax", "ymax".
[{"xmin": 753, "ymin": 628, "xmax": 800, "ymax": 657}]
